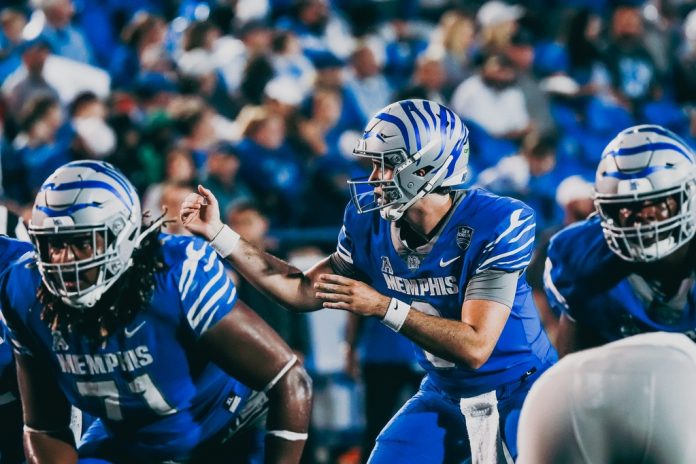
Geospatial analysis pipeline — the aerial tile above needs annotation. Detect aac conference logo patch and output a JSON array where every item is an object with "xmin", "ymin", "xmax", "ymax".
[{"xmin": 456, "ymin": 226, "xmax": 474, "ymax": 251}]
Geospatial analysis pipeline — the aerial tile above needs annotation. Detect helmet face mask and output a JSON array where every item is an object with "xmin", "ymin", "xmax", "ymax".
[
  {"xmin": 595, "ymin": 183, "xmax": 696, "ymax": 262},
  {"xmin": 348, "ymin": 99, "xmax": 469, "ymax": 221},
  {"xmin": 29, "ymin": 161, "xmax": 141, "ymax": 309},
  {"xmin": 594, "ymin": 124, "xmax": 696, "ymax": 263}
]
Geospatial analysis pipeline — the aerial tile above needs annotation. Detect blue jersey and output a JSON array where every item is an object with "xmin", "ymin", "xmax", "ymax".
[
  {"xmin": 0, "ymin": 234, "xmax": 253, "ymax": 462},
  {"xmin": 545, "ymin": 215, "xmax": 696, "ymax": 343},
  {"xmin": 0, "ymin": 237, "xmax": 33, "ymax": 405},
  {"xmin": 337, "ymin": 189, "xmax": 556, "ymax": 397}
]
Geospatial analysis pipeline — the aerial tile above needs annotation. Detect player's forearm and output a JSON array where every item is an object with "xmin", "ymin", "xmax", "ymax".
[
  {"xmin": 226, "ymin": 239, "xmax": 322, "ymax": 312},
  {"xmin": 399, "ymin": 310, "xmax": 493, "ymax": 369},
  {"xmin": 23, "ymin": 430, "xmax": 77, "ymax": 464},
  {"xmin": 264, "ymin": 365, "xmax": 313, "ymax": 464}
]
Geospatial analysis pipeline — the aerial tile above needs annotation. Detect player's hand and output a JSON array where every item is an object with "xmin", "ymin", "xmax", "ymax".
[
  {"xmin": 180, "ymin": 185, "xmax": 224, "ymax": 241},
  {"xmin": 314, "ymin": 274, "xmax": 390, "ymax": 318}
]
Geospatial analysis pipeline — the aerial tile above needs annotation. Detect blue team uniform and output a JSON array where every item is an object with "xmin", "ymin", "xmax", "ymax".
[
  {"xmin": 0, "ymin": 237, "xmax": 34, "ymax": 464},
  {"xmin": 0, "ymin": 235, "xmax": 257, "ymax": 463},
  {"xmin": 545, "ymin": 214, "xmax": 696, "ymax": 343},
  {"xmin": 337, "ymin": 189, "xmax": 557, "ymax": 462}
]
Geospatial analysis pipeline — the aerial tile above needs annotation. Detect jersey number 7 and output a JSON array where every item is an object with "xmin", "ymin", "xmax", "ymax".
[{"xmin": 76, "ymin": 373, "xmax": 176, "ymax": 421}]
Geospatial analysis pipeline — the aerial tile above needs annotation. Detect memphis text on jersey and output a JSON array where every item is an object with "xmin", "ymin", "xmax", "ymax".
[{"xmin": 381, "ymin": 256, "xmax": 459, "ymax": 297}]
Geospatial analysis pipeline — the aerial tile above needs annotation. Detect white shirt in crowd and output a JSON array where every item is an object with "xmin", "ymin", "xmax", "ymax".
[{"xmin": 450, "ymin": 74, "xmax": 529, "ymax": 137}]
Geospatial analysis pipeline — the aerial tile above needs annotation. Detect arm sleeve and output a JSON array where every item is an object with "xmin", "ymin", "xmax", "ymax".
[
  {"xmin": 475, "ymin": 206, "xmax": 536, "ymax": 274},
  {"xmin": 464, "ymin": 268, "xmax": 520, "ymax": 308},
  {"xmin": 178, "ymin": 240, "xmax": 239, "ymax": 337},
  {"xmin": 329, "ymin": 252, "xmax": 357, "ymax": 277}
]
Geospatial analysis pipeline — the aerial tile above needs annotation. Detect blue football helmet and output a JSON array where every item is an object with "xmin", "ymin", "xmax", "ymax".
[
  {"xmin": 348, "ymin": 99, "xmax": 470, "ymax": 221},
  {"xmin": 29, "ymin": 161, "xmax": 142, "ymax": 309},
  {"xmin": 594, "ymin": 125, "xmax": 696, "ymax": 262}
]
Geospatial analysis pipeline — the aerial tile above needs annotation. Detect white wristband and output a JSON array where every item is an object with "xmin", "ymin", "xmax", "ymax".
[
  {"xmin": 210, "ymin": 224, "xmax": 240, "ymax": 258},
  {"xmin": 381, "ymin": 298, "xmax": 411, "ymax": 332},
  {"xmin": 266, "ymin": 430, "xmax": 308, "ymax": 441}
]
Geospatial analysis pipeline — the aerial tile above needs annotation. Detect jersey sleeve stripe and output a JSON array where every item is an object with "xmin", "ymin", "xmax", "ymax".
[
  {"xmin": 493, "ymin": 254, "xmax": 531, "ymax": 266},
  {"xmin": 542, "ymin": 257, "xmax": 570, "ymax": 312},
  {"xmin": 203, "ymin": 250, "xmax": 216, "ymax": 272},
  {"xmin": 483, "ymin": 209, "xmax": 532, "ymax": 252},
  {"xmin": 477, "ymin": 236, "xmax": 535, "ymax": 271},
  {"xmin": 336, "ymin": 242, "xmax": 353, "ymax": 264},
  {"xmin": 509, "ymin": 223, "xmax": 536, "ymax": 243},
  {"xmin": 200, "ymin": 306, "xmax": 220, "ymax": 333},
  {"xmin": 189, "ymin": 277, "xmax": 232, "ymax": 330},
  {"xmin": 186, "ymin": 260, "xmax": 226, "ymax": 323},
  {"xmin": 179, "ymin": 242, "xmax": 206, "ymax": 299},
  {"xmin": 200, "ymin": 287, "xmax": 237, "ymax": 332}
]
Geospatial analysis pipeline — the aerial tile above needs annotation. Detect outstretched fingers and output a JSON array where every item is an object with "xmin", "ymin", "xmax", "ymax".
[
  {"xmin": 197, "ymin": 184, "xmax": 218, "ymax": 208},
  {"xmin": 180, "ymin": 193, "xmax": 204, "ymax": 224}
]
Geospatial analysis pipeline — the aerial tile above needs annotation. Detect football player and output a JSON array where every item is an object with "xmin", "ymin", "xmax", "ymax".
[
  {"xmin": 544, "ymin": 125, "xmax": 696, "ymax": 355},
  {"xmin": 0, "ymin": 237, "xmax": 34, "ymax": 464},
  {"xmin": 517, "ymin": 332, "xmax": 696, "ymax": 464},
  {"xmin": 182, "ymin": 99, "xmax": 557, "ymax": 462},
  {"xmin": 0, "ymin": 160, "xmax": 311, "ymax": 464}
]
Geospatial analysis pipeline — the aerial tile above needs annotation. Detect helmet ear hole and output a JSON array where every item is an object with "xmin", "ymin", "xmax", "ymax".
[{"xmin": 415, "ymin": 166, "xmax": 434, "ymax": 177}]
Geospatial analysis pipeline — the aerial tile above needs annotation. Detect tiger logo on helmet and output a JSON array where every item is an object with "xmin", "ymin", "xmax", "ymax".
[{"xmin": 348, "ymin": 99, "xmax": 470, "ymax": 221}]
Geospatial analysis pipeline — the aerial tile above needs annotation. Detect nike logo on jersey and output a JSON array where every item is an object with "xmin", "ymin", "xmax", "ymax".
[
  {"xmin": 440, "ymin": 256, "xmax": 461, "ymax": 267},
  {"xmin": 125, "ymin": 321, "xmax": 146, "ymax": 338}
]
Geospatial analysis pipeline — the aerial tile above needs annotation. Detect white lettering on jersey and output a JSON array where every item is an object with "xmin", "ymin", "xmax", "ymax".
[
  {"xmin": 56, "ymin": 346, "xmax": 154, "ymax": 375},
  {"xmin": 382, "ymin": 273, "xmax": 459, "ymax": 296}
]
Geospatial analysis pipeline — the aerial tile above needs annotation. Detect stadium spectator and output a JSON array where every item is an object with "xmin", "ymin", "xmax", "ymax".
[
  {"xmin": 451, "ymin": 53, "xmax": 532, "ymax": 141},
  {"xmin": 345, "ymin": 44, "xmax": 393, "ymax": 126},
  {"xmin": 2, "ymin": 35, "xmax": 59, "ymax": 121},
  {"xmin": 394, "ymin": 54, "xmax": 447, "ymax": 104},
  {"xmin": 108, "ymin": 12, "xmax": 169, "ymax": 90},
  {"xmin": 205, "ymin": 143, "xmax": 254, "ymax": 216},
  {"xmin": 476, "ymin": 0, "xmax": 524, "ymax": 55},
  {"xmin": 4, "ymin": 95, "xmax": 71, "ymax": 204},
  {"xmin": 426, "ymin": 11, "xmax": 476, "ymax": 97},
  {"xmin": 34, "ymin": 0, "xmax": 94, "ymax": 65},
  {"xmin": 505, "ymin": 28, "xmax": 555, "ymax": 137},
  {"xmin": 0, "ymin": 8, "xmax": 27, "ymax": 84},
  {"xmin": 603, "ymin": 4, "xmax": 660, "ymax": 115}
]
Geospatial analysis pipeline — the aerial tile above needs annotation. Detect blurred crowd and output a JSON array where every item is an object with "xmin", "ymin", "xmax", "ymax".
[{"xmin": 2, "ymin": 0, "xmax": 696, "ymax": 461}]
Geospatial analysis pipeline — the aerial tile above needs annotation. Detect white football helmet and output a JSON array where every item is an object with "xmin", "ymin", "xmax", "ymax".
[
  {"xmin": 594, "ymin": 124, "xmax": 696, "ymax": 262},
  {"xmin": 348, "ymin": 99, "xmax": 470, "ymax": 221},
  {"xmin": 29, "ymin": 160, "xmax": 142, "ymax": 309}
]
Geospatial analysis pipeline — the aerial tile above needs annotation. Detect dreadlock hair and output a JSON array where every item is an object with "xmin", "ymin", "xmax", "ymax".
[{"xmin": 38, "ymin": 213, "xmax": 172, "ymax": 343}]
